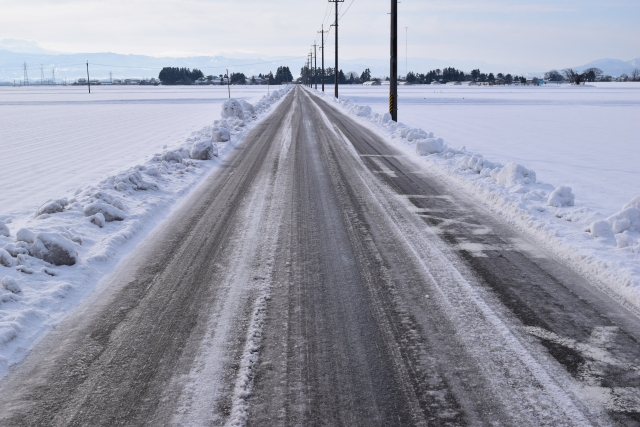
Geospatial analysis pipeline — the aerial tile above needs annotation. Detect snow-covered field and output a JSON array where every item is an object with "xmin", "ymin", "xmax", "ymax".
[
  {"xmin": 0, "ymin": 86, "xmax": 272, "ymax": 216},
  {"xmin": 338, "ymin": 83, "xmax": 639, "ymax": 216},
  {"xmin": 0, "ymin": 85, "xmax": 290, "ymax": 375},
  {"xmin": 312, "ymin": 83, "xmax": 640, "ymax": 311}
]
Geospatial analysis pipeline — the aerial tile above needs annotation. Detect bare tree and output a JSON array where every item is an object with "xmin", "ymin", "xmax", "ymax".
[
  {"xmin": 632, "ymin": 68, "xmax": 640, "ymax": 82},
  {"xmin": 544, "ymin": 69, "xmax": 564, "ymax": 82},
  {"xmin": 563, "ymin": 68, "xmax": 586, "ymax": 85},
  {"xmin": 584, "ymin": 67, "xmax": 603, "ymax": 82}
]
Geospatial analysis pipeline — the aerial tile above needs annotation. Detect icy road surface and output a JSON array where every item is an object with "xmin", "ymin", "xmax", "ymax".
[{"xmin": 1, "ymin": 86, "xmax": 640, "ymax": 426}]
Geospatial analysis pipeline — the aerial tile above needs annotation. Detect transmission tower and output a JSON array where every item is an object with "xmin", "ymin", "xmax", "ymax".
[
  {"xmin": 40, "ymin": 64, "xmax": 44, "ymax": 85},
  {"xmin": 23, "ymin": 62, "xmax": 29, "ymax": 86}
]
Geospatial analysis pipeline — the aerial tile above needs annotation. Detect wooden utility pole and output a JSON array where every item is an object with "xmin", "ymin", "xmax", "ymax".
[
  {"xmin": 313, "ymin": 42, "xmax": 318, "ymax": 89},
  {"xmin": 86, "ymin": 61, "xmax": 91, "ymax": 94},
  {"xmin": 390, "ymin": 0, "xmax": 397, "ymax": 121},
  {"xmin": 329, "ymin": 0, "xmax": 344, "ymax": 98},
  {"xmin": 318, "ymin": 25, "xmax": 328, "ymax": 92}
]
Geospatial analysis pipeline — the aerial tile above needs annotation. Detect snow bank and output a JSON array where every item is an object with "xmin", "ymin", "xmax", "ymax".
[
  {"xmin": 0, "ymin": 85, "xmax": 292, "ymax": 376},
  {"xmin": 590, "ymin": 200, "xmax": 640, "ymax": 248},
  {"xmin": 310, "ymin": 87, "xmax": 640, "ymax": 310}
]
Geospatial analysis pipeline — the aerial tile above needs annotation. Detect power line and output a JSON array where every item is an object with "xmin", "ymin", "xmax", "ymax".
[{"xmin": 339, "ymin": 0, "xmax": 356, "ymax": 20}]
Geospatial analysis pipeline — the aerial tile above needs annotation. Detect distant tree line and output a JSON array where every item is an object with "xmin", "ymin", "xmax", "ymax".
[
  {"xmin": 158, "ymin": 67, "xmax": 204, "ymax": 85},
  {"xmin": 158, "ymin": 66, "xmax": 293, "ymax": 86}
]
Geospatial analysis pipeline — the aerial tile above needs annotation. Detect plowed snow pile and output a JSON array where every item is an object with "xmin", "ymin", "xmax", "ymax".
[
  {"xmin": 0, "ymin": 85, "xmax": 291, "ymax": 375},
  {"xmin": 312, "ymin": 84, "xmax": 640, "ymax": 310}
]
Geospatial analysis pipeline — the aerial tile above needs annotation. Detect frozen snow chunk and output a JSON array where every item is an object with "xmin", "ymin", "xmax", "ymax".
[
  {"xmin": 128, "ymin": 171, "xmax": 157, "ymax": 191},
  {"xmin": 623, "ymin": 196, "xmax": 640, "ymax": 210},
  {"xmin": 607, "ymin": 207, "xmax": 640, "ymax": 234},
  {"xmin": 90, "ymin": 213, "xmax": 105, "ymax": 228},
  {"xmin": 162, "ymin": 149, "xmax": 190, "ymax": 164},
  {"xmin": 211, "ymin": 127, "xmax": 227, "ymax": 142},
  {"xmin": 83, "ymin": 202, "xmax": 126, "ymax": 222},
  {"xmin": 221, "ymin": 99, "xmax": 244, "ymax": 119},
  {"xmin": 1, "ymin": 276, "xmax": 21, "ymax": 294},
  {"xmin": 91, "ymin": 192, "xmax": 126, "ymax": 211},
  {"xmin": 0, "ymin": 249, "xmax": 15, "ymax": 267},
  {"xmin": 145, "ymin": 166, "xmax": 160, "ymax": 177},
  {"xmin": 16, "ymin": 265, "xmax": 34, "ymax": 274},
  {"xmin": 4, "ymin": 242, "xmax": 29, "ymax": 257},
  {"xmin": 479, "ymin": 167, "xmax": 492, "ymax": 178},
  {"xmin": 353, "ymin": 105, "xmax": 372, "ymax": 117},
  {"xmin": 16, "ymin": 228, "xmax": 36, "ymax": 244},
  {"xmin": 381, "ymin": 113, "xmax": 392, "ymax": 124},
  {"xmin": 0, "ymin": 222, "xmax": 9, "ymax": 237},
  {"xmin": 191, "ymin": 140, "xmax": 217, "ymax": 160},
  {"xmin": 415, "ymin": 138, "xmax": 444, "ymax": 155},
  {"xmin": 36, "ymin": 198, "xmax": 68, "ymax": 217},
  {"xmin": 239, "ymin": 100, "xmax": 256, "ymax": 117},
  {"xmin": 590, "ymin": 220, "xmax": 613, "ymax": 238},
  {"xmin": 467, "ymin": 155, "xmax": 492, "ymax": 173},
  {"xmin": 115, "ymin": 171, "xmax": 157, "ymax": 191},
  {"xmin": 406, "ymin": 129, "xmax": 427, "ymax": 142},
  {"xmin": 30, "ymin": 232, "xmax": 77, "ymax": 266},
  {"xmin": 495, "ymin": 162, "xmax": 536, "ymax": 187},
  {"xmin": 547, "ymin": 186, "xmax": 575, "ymax": 207},
  {"xmin": 615, "ymin": 233, "xmax": 637, "ymax": 249}
]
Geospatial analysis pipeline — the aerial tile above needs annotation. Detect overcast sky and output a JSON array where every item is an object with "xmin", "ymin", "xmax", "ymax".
[{"xmin": 1, "ymin": 0, "xmax": 638, "ymax": 69}]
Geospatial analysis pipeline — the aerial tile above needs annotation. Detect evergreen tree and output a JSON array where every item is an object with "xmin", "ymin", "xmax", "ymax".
[
  {"xmin": 230, "ymin": 72, "xmax": 247, "ymax": 85},
  {"xmin": 360, "ymin": 68, "xmax": 371, "ymax": 82},
  {"xmin": 158, "ymin": 67, "xmax": 204, "ymax": 85},
  {"xmin": 338, "ymin": 69, "xmax": 346, "ymax": 84}
]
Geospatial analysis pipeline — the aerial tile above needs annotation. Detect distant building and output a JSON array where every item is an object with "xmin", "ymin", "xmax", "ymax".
[{"xmin": 363, "ymin": 80, "xmax": 381, "ymax": 86}]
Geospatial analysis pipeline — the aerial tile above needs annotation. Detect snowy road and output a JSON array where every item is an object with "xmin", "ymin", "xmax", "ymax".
[{"xmin": 1, "ymin": 86, "xmax": 640, "ymax": 426}]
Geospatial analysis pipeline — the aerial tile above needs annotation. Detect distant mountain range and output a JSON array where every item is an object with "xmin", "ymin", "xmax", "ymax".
[
  {"xmin": 571, "ymin": 58, "xmax": 640, "ymax": 76},
  {"xmin": 0, "ymin": 40, "xmax": 637, "ymax": 82}
]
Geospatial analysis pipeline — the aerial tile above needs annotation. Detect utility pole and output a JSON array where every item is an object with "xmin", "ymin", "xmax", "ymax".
[
  {"xmin": 318, "ymin": 25, "xmax": 328, "ymax": 92},
  {"xmin": 52, "ymin": 67, "xmax": 56, "ymax": 86},
  {"xmin": 40, "ymin": 64, "xmax": 44, "ymax": 85},
  {"xmin": 109, "ymin": 71, "xmax": 112, "ymax": 84},
  {"xmin": 23, "ymin": 62, "xmax": 28, "ymax": 86},
  {"xmin": 308, "ymin": 52, "xmax": 313, "ymax": 87},
  {"xmin": 406, "ymin": 27, "xmax": 408, "ymax": 78},
  {"xmin": 313, "ymin": 42, "xmax": 318, "ymax": 89},
  {"xmin": 226, "ymin": 69, "xmax": 230, "ymax": 98},
  {"xmin": 86, "ymin": 61, "xmax": 91, "ymax": 93},
  {"xmin": 390, "ymin": 0, "xmax": 398, "ymax": 121},
  {"xmin": 329, "ymin": 0, "xmax": 344, "ymax": 98}
]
